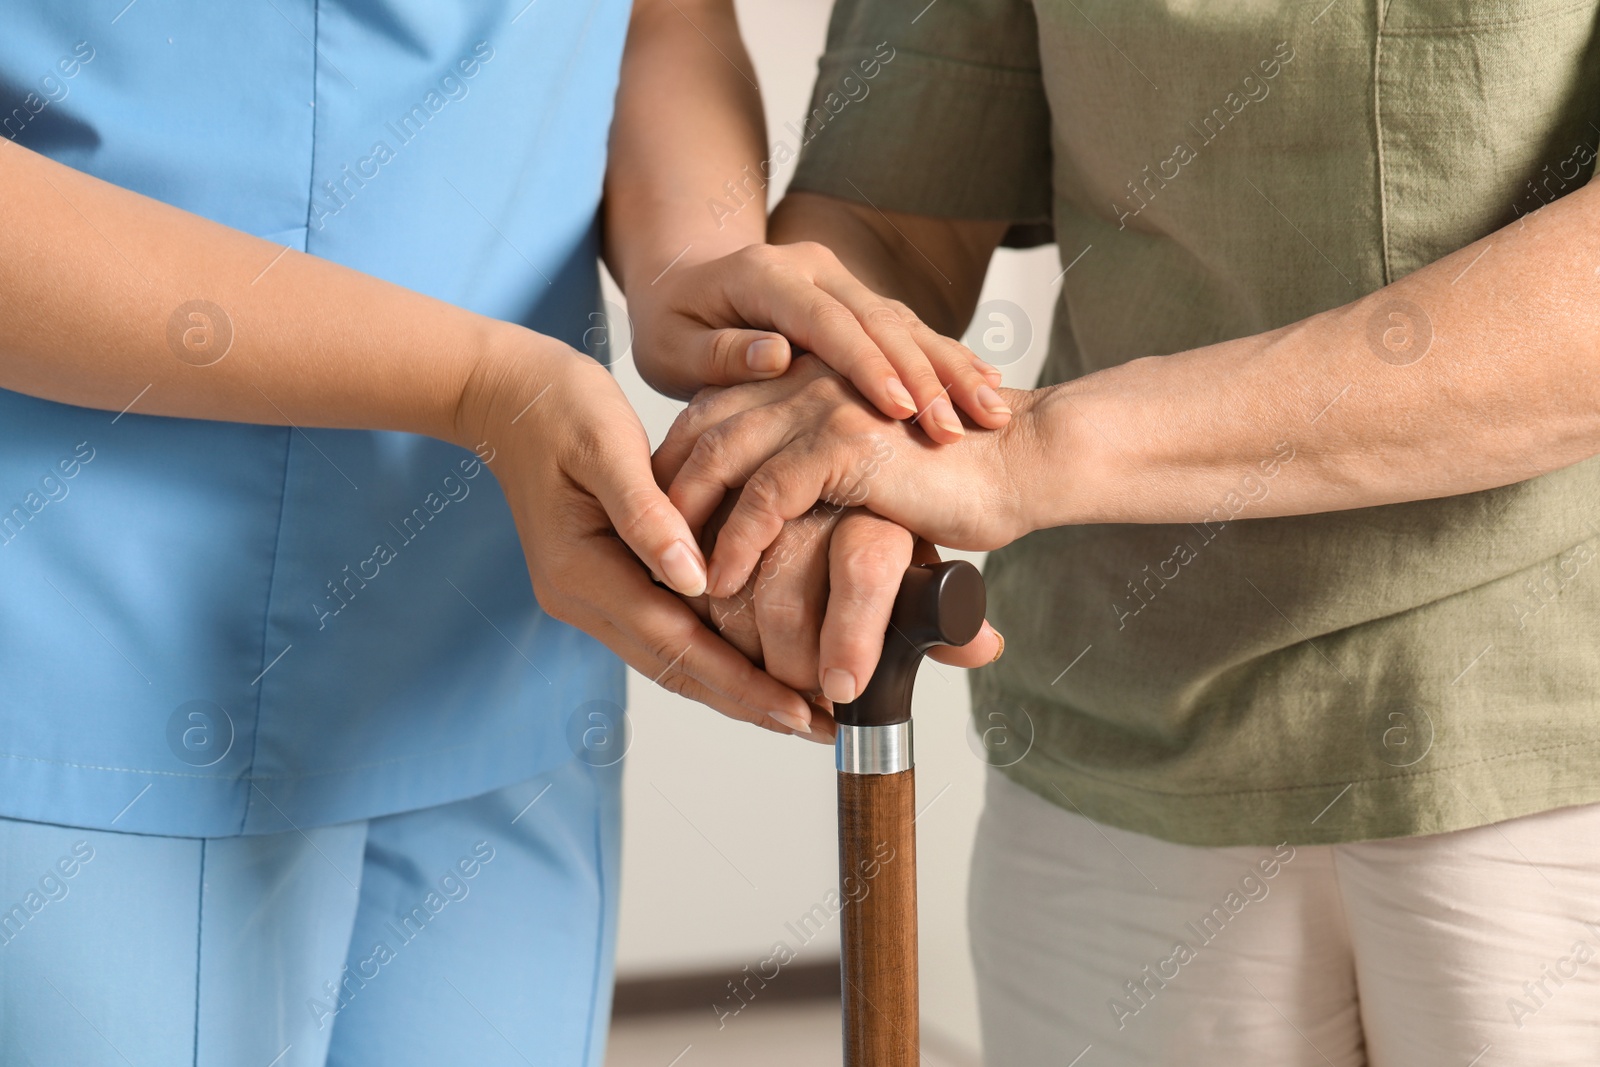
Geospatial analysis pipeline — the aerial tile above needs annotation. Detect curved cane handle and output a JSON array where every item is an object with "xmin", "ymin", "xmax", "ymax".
[{"xmin": 832, "ymin": 560, "xmax": 987, "ymax": 729}]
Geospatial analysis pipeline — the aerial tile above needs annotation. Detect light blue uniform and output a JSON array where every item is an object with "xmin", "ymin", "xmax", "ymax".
[
  {"xmin": 0, "ymin": 1, "xmax": 632, "ymax": 1062},
  {"xmin": 0, "ymin": 757, "xmax": 620, "ymax": 1066}
]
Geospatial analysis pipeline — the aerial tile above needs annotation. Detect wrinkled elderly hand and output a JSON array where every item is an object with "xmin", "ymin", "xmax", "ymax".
[
  {"xmin": 655, "ymin": 356, "xmax": 1048, "ymax": 600},
  {"xmin": 674, "ymin": 483, "xmax": 1002, "ymax": 744}
]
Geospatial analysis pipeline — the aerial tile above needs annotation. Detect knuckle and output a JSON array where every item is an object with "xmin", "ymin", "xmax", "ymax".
[
  {"xmin": 944, "ymin": 340, "xmax": 987, "ymax": 373},
  {"xmin": 658, "ymin": 670, "xmax": 694, "ymax": 698},
  {"xmin": 644, "ymin": 627, "xmax": 681, "ymax": 665},
  {"xmin": 862, "ymin": 304, "xmax": 908, "ymax": 334},
  {"xmin": 831, "ymin": 620, "xmax": 882, "ymax": 658},
  {"xmin": 841, "ymin": 547, "xmax": 904, "ymax": 594},
  {"xmin": 822, "ymin": 403, "xmax": 873, "ymax": 437},
  {"xmin": 663, "ymin": 408, "xmax": 698, "ymax": 449},
  {"xmin": 680, "ymin": 386, "xmax": 729, "ymax": 429},
  {"xmin": 811, "ymin": 371, "xmax": 857, "ymax": 406},
  {"xmin": 903, "ymin": 361, "xmax": 945, "ymax": 390},
  {"xmin": 687, "ymin": 424, "xmax": 738, "ymax": 480},
  {"xmin": 806, "ymin": 295, "xmax": 859, "ymax": 334},
  {"xmin": 942, "ymin": 357, "xmax": 986, "ymax": 387},
  {"xmin": 737, "ymin": 467, "xmax": 786, "ymax": 519},
  {"xmin": 646, "ymin": 630, "xmax": 697, "ymax": 693},
  {"xmin": 706, "ymin": 330, "xmax": 746, "ymax": 376},
  {"xmin": 742, "ymin": 243, "xmax": 781, "ymax": 269},
  {"xmin": 792, "ymin": 353, "xmax": 844, "ymax": 391},
  {"xmin": 885, "ymin": 299, "xmax": 920, "ymax": 325},
  {"xmin": 791, "ymin": 240, "xmax": 835, "ymax": 265},
  {"xmin": 609, "ymin": 487, "xmax": 675, "ymax": 547}
]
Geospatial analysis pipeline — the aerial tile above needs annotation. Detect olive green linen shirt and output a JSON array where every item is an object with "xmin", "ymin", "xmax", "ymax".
[{"xmin": 790, "ymin": 0, "xmax": 1600, "ymax": 845}]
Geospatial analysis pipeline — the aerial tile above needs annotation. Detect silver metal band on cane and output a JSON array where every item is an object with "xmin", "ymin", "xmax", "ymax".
[{"xmin": 835, "ymin": 721, "xmax": 914, "ymax": 775}]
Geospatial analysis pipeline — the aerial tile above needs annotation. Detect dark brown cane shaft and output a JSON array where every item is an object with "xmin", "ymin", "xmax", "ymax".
[{"xmin": 838, "ymin": 768, "xmax": 918, "ymax": 1067}]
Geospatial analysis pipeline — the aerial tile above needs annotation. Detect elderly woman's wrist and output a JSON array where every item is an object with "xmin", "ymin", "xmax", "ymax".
[{"xmin": 1001, "ymin": 383, "xmax": 1107, "ymax": 534}]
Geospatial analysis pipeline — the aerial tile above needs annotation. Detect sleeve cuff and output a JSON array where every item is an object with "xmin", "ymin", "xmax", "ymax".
[{"xmin": 788, "ymin": 45, "xmax": 1054, "ymax": 235}]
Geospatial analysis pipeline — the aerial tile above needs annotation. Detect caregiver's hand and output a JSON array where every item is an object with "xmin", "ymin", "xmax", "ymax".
[
  {"xmin": 0, "ymin": 139, "xmax": 821, "ymax": 738},
  {"xmin": 625, "ymin": 242, "xmax": 1011, "ymax": 444},
  {"xmin": 455, "ymin": 332, "xmax": 818, "ymax": 734},
  {"xmin": 654, "ymin": 357, "xmax": 1048, "ymax": 600},
  {"xmin": 687, "ymin": 502, "xmax": 1002, "ymax": 724}
]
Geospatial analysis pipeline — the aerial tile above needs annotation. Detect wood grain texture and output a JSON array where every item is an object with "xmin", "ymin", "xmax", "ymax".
[{"xmin": 838, "ymin": 768, "xmax": 918, "ymax": 1067}]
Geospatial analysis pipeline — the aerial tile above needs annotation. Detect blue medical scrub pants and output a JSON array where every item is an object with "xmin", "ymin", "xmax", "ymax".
[{"xmin": 0, "ymin": 757, "xmax": 619, "ymax": 1066}]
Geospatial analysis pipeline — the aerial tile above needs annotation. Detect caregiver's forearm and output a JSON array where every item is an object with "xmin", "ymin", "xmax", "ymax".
[
  {"xmin": 602, "ymin": 0, "xmax": 767, "ymax": 293},
  {"xmin": 1026, "ymin": 182, "xmax": 1600, "ymax": 528},
  {"xmin": 768, "ymin": 191, "xmax": 1003, "ymax": 338},
  {"xmin": 0, "ymin": 138, "xmax": 522, "ymax": 447}
]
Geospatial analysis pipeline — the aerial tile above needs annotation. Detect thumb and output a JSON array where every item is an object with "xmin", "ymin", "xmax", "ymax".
[
  {"xmin": 702, "ymin": 328, "xmax": 792, "ymax": 385},
  {"xmin": 927, "ymin": 619, "xmax": 1003, "ymax": 668},
  {"xmin": 589, "ymin": 447, "xmax": 709, "ymax": 598}
]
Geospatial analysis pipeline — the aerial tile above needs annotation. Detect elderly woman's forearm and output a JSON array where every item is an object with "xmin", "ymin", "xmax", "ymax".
[{"xmin": 1025, "ymin": 184, "xmax": 1600, "ymax": 530}]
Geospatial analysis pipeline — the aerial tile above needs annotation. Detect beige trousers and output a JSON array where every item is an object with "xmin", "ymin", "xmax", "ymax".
[{"xmin": 969, "ymin": 770, "xmax": 1600, "ymax": 1066}]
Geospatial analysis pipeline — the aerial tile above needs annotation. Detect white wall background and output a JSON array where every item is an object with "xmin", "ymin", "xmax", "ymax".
[{"xmin": 605, "ymin": 1, "xmax": 1061, "ymax": 1058}]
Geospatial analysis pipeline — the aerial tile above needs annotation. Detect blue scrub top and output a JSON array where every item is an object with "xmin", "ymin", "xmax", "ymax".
[{"xmin": 0, "ymin": 0, "xmax": 630, "ymax": 836}]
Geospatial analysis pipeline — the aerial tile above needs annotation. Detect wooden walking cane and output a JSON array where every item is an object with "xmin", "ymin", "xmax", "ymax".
[{"xmin": 832, "ymin": 560, "xmax": 986, "ymax": 1067}]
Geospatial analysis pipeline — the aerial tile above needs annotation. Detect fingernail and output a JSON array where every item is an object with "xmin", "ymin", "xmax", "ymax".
[
  {"xmin": 746, "ymin": 337, "xmax": 788, "ymax": 375},
  {"xmin": 885, "ymin": 378, "xmax": 916, "ymax": 414},
  {"xmin": 822, "ymin": 667, "xmax": 858, "ymax": 704},
  {"xmin": 768, "ymin": 708, "xmax": 812, "ymax": 734},
  {"xmin": 706, "ymin": 559, "xmax": 727, "ymax": 598},
  {"xmin": 660, "ymin": 540, "xmax": 707, "ymax": 597},
  {"xmin": 991, "ymin": 628, "xmax": 1005, "ymax": 663},
  {"xmin": 976, "ymin": 385, "xmax": 1012, "ymax": 416},
  {"xmin": 929, "ymin": 396, "xmax": 964, "ymax": 436}
]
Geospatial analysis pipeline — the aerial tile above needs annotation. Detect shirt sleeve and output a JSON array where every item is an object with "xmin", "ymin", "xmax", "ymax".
[{"xmin": 786, "ymin": 0, "xmax": 1054, "ymax": 246}]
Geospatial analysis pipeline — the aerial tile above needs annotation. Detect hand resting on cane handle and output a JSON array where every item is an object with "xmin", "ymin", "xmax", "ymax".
[
  {"xmin": 676, "ymin": 488, "xmax": 1001, "ymax": 742},
  {"xmin": 655, "ymin": 356, "xmax": 1042, "ymax": 600}
]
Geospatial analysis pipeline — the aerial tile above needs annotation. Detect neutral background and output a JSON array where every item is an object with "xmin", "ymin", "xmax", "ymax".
[{"xmin": 603, "ymin": 0, "xmax": 1062, "ymax": 1058}]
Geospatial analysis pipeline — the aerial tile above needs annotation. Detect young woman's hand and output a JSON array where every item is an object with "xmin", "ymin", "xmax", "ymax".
[
  {"xmin": 625, "ymin": 242, "xmax": 1012, "ymax": 444},
  {"xmin": 653, "ymin": 356, "xmax": 1051, "ymax": 600},
  {"xmin": 455, "ymin": 326, "xmax": 819, "ymax": 735}
]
